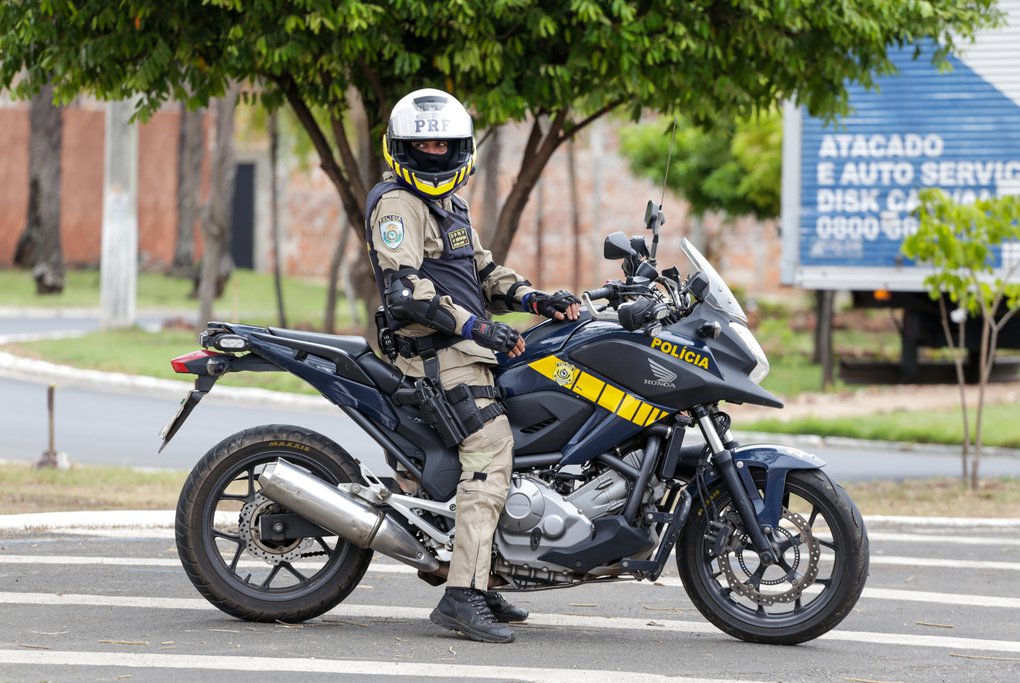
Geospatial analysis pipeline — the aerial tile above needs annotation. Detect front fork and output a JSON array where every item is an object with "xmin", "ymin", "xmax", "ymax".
[{"xmin": 692, "ymin": 405, "xmax": 777, "ymax": 566}]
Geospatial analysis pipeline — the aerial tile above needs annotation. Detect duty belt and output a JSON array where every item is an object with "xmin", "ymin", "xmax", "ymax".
[{"xmin": 394, "ymin": 333, "xmax": 461, "ymax": 360}]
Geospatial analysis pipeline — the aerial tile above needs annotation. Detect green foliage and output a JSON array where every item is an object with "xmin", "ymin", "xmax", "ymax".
[
  {"xmin": 1, "ymin": 1, "xmax": 1002, "ymax": 127},
  {"xmin": 902, "ymin": 189, "xmax": 1020, "ymax": 316},
  {"xmin": 619, "ymin": 110, "xmax": 782, "ymax": 219},
  {"xmin": 0, "ymin": 1, "xmax": 1003, "ymax": 276}
]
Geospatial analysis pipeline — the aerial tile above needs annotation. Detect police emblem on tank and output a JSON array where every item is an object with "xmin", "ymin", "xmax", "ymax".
[
  {"xmin": 378, "ymin": 215, "xmax": 404, "ymax": 250},
  {"xmin": 553, "ymin": 361, "xmax": 577, "ymax": 387}
]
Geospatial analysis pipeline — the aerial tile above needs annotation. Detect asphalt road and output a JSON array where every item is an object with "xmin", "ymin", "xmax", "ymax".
[
  {"xmin": 3, "ymin": 374, "xmax": 1019, "ymax": 483},
  {"xmin": 1, "ymin": 517, "xmax": 1018, "ymax": 682}
]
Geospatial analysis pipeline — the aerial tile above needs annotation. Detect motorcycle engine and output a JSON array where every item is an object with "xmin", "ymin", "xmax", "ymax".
[{"xmin": 495, "ymin": 449, "xmax": 654, "ymax": 578}]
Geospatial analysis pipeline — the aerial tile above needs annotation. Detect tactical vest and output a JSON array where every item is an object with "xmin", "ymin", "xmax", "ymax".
[{"xmin": 366, "ymin": 181, "xmax": 487, "ymax": 331}]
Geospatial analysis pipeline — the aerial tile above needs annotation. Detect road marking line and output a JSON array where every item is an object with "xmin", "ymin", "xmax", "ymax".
[
  {"xmin": 0, "ymin": 650, "xmax": 769, "ymax": 682},
  {"xmin": 5, "ymin": 556, "xmax": 1019, "ymax": 606},
  {"xmin": 1, "ymin": 592, "xmax": 1019, "ymax": 653},
  {"xmin": 867, "ymin": 532, "xmax": 1020, "ymax": 546},
  {"xmin": 870, "ymin": 555, "xmax": 1020, "ymax": 572},
  {"xmin": 8, "ymin": 553, "xmax": 1020, "ymax": 574}
]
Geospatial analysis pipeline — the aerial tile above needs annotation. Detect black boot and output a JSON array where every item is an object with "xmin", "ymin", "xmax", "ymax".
[
  {"xmin": 430, "ymin": 587, "xmax": 515, "ymax": 643},
  {"xmin": 485, "ymin": 591, "xmax": 529, "ymax": 623}
]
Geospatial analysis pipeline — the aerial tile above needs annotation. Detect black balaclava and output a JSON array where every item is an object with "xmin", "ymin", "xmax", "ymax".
[{"xmin": 408, "ymin": 142, "xmax": 454, "ymax": 173}]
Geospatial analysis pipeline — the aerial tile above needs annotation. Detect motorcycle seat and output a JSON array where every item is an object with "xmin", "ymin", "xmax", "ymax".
[{"xmin": 267, "ymin": 327, "xmax": 372, "ymax": 357}]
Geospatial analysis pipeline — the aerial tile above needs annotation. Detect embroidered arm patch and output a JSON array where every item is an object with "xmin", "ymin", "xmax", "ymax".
[{"xmin": 378, "ymin": 215, "xmax": 405, "ymax": 250}]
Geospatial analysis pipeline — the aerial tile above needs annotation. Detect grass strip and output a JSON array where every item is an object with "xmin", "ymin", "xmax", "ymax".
[{"xmin": 744, "ymin": 403, "xmax": 1020, "ymax": 449}]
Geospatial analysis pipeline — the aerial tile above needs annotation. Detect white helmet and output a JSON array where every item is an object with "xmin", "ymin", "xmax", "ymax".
[{"xmin": 383, "ymin": 88, "xmax": 476, "ymax": 198}]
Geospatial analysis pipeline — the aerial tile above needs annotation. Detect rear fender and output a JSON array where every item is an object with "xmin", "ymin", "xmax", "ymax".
[{"xmin": 699, "ymin": 444, "xmax": 826, "ymax": 528}]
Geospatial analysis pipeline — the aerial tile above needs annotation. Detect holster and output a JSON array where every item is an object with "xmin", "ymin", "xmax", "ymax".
[
  {"xmin": 414, "ymin": 376, "xmax": 470, "ymax": 448},
  {"xmin": 412, "ymin": 378, "xmax": 507, "ymax": 448}
]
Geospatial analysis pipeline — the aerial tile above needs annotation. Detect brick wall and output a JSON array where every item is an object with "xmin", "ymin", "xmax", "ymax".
[
  {"xmin": 0, "ymin": 103, "xmax": 195, "ymax": 269},
  {"xmin": 1, "ymin": 102, "xmax": 786, "ymax": 301}
]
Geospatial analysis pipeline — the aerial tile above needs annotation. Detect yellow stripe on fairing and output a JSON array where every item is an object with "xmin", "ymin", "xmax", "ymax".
[
  {"xmin": 572, "ymin": 372, "xmax": 605, "ymax": 403},
  {"xmin": 597, "ymin": 384, "xmax": 624, "ymax": 413},
  {"xmin": 527, "ymin": 354, "xmax": 666, "ymax": 427},
  {"xmin": 616, "ymin": 394, "xmax": 642, "ymax": 421}
]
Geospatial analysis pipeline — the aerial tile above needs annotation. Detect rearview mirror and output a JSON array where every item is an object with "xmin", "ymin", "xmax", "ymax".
[{"xmin": 604, "ymin": 232, "xmax": 635, "ymax": 260}]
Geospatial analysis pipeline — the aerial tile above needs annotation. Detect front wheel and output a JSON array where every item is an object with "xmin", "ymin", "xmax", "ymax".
[
  {"xmin": 175, "ymin": 424, "xmax": 374, "ymax": 623},
  {"xmin": 678, "ymin": 469, "xmax": 869, "ymax": 645}
]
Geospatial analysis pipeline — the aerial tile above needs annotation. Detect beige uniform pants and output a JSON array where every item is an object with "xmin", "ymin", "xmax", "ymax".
[{"xmin": 436, "ymin": 362, "xmax": 513, "ymax": 589}]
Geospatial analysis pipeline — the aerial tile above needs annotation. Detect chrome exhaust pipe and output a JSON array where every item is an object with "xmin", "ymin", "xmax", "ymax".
[{"xmin": 258, "ymin": 459, "xmax": 439, "ymax": 572}]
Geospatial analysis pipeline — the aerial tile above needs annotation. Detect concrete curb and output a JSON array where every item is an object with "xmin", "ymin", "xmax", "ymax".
[
  {"xmin": 0, "ymin": 350, "xmax": 327, "ymax": 410},
  {"xmin": 2, "ymin": 509, "xmax": 1017, "ymax": 532}
]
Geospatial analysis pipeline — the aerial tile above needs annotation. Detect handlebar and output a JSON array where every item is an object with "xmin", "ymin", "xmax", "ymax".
[{"xmin": 583, "ymin": 284, "xmax": 616, "ymax": 301}]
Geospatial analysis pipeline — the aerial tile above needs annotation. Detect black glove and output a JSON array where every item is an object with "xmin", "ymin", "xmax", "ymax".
[
  {"xmin": 529, "ymin": 290, "xmax": 581, "ymax": 318},
  {"xmin": 465, "ymin": 317, "xmax": 520, "ymax": 354}
]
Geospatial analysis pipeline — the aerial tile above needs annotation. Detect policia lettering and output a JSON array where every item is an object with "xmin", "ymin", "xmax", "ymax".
[{"xmin": 650, "ymin": 337, "xmax": 711, "ymax": 371}]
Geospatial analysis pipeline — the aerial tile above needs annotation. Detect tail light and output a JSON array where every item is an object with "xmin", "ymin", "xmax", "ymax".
[{"xmin": 171, "ymin": 350, "xmax": 223, "ymax": 374}]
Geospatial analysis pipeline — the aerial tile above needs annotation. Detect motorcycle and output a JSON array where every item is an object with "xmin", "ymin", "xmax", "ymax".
[{"xmin": 160, "ymin": 200, "xmax": 868, "ymax": 645}]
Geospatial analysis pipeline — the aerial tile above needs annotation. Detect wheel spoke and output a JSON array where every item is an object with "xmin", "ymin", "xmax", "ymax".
[
  {"xmin": 314, "ymin": 537, "xmax": 335, "ymax": 558},
  {"xmin": 748, "ymin": 564, "xmax": 766, "ymax": 589},
  {"xmin": 228, "ymin": 543, "xmax": 245, "ymax": 572},
  {"xmin": 808, "ymin": 505, "xmax": 820, "ymax": 528},
  {"xmin": 818, "ymin": 537, "xmax": 837, "ymax": 551},
  {"xmin": 213, "ymin": 529, "xmax": 241, "ymax": 542},
  {"xmin": 260, "ymin": 564, "xmax": 283, "ymax": 588},
  {"xmin": 283, "ymin": 562, "xmax": 308, "ymax": 582}
]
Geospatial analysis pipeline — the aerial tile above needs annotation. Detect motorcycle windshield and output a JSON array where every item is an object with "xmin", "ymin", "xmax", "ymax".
[{"xmin": 680, "ymin": 238, "xmax": 748, "ymax": 322}]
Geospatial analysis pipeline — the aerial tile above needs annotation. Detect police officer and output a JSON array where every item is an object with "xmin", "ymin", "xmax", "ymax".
[{"xmin": 366, "ymin": 88, "xmax": 581, "ymax": 643}]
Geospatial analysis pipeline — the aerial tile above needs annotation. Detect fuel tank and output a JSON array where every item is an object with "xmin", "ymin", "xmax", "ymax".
[{"xmin": 496, "ymin": 314, "xmax": 779, "ymax": 465}]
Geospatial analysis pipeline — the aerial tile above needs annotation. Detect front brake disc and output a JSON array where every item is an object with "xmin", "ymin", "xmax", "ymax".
[{"xmin": 718, "ymin": 510, "xmax": 821, "ymax": 606}]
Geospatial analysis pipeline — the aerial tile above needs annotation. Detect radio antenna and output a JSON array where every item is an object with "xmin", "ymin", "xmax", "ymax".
[
  {"xmin": 647, "ymin": 116, "xmax": 678, "ymax": 268},
  {"xmin": 659, "ymin": 116, "xmax": 679, "ymax": 209}
]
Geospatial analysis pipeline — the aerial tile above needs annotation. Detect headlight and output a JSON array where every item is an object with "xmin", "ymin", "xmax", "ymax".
[{"xmin": 729, "ymin": 322, "xmax": 770, "ymax": 384}]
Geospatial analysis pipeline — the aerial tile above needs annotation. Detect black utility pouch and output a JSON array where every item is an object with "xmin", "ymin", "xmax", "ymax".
[
  {"xmin": 375, "ymin": 307, "xmax": 397, "ymax": 362},
  {"xmin": 414, "ymin": 377, "xmax": 469, "ymax": 447},
  {"xmin": 446, "ymin": 383, "xmax": 507, "ymax": 435}
]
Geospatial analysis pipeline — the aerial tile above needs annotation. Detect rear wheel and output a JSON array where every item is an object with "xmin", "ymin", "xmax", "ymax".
[
  {"xmin": 678, "ymin": 469, "xmax": 869, "ymax": 644},
  {"xmin": 176, "ymin": 424, "xmax": 373, "ymax": 622}
]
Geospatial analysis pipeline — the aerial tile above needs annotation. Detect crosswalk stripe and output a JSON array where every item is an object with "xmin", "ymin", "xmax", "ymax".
[{"xmin": 1, "ymin": 592, "xmax": 1018, "ymax": 653}]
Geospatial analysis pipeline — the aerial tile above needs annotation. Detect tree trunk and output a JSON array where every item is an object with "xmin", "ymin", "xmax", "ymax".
[
  {"xmin": 936, "ymin": 299, "xmax": 970, "ymax": 481},
  {"xmin": 170, "ymin": 104, "xmax": 204, "ymax": 277},
  {"xmin": 197, "ymin": 85, "xmax": 240, "ymax": 330},
  {"xmin": 14, "ymin": 84, "xmax": 65, "ymax": 294},
  {"xmin": 971, "ymin": 318, "xmax": 993, "ymax": 490},
  {"xmin": 568, "ymin": 139, "xmax": 581, "ymax": 294},
  {"xmin": 324, "ymin": 211, "xmax": 353, "ymax": 334},
  {"xmin": 281, "ymin": 84, "xmax": 618, "ymax": 329},
  {"xmin": 534, "ymin": 177, "xmax": 545, "ymax": 290},
  {"xmin": 269, "ymin": 109, "xmax": 287, "ymax": 328},
  {"xmin": 480, "ymin": 128, "xmax": 502, "ymax": 243}
]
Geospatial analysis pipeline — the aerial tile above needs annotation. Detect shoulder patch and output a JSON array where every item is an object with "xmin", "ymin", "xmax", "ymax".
[{"xmin": 378, "ymin": 215, "xmax": 405, "ymax": 250}]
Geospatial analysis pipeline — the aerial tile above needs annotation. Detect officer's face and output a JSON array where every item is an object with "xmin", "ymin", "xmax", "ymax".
[{"xmin": 411, "ymin": 140, "xmax": 449, "ymax": 156}]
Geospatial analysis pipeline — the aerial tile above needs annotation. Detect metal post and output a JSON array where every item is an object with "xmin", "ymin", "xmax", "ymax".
[
  {"xmin": 100, "ymin": 99, "xmax": 139, "ymax": 330},
  {"xmin": 34, "ymin": 384, "xmax": 70, "ymax": 469}
]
